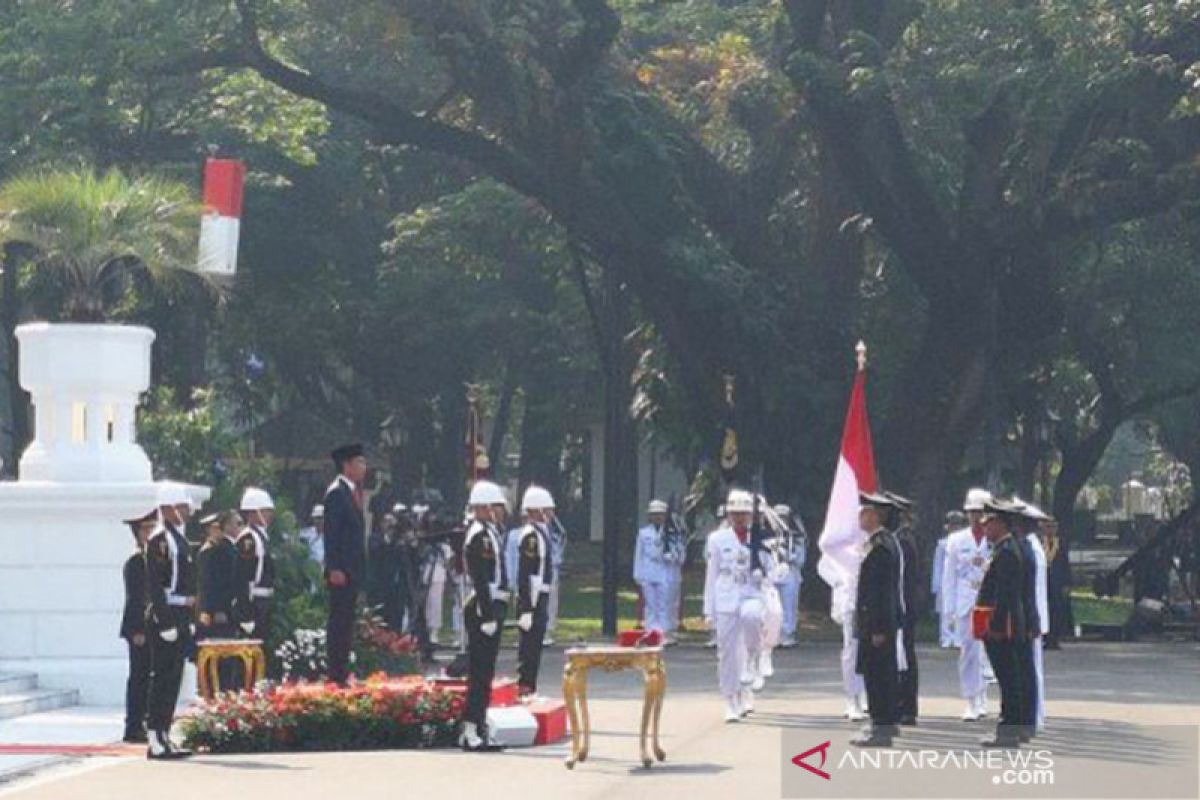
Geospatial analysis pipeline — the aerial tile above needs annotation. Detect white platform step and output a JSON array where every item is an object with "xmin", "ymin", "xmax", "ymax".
[{"xmin": 0, "ymin": 675, "xmax": 79, "ymax": 721}]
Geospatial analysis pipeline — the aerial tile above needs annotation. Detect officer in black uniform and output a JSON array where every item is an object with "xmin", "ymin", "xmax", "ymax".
[
  {"xmin": 460, "ymin": 480, "xmax": 510, "ymax": 752},
  {"xmin": 515, "ymin": 485, "xmax": 555, "ymax": 698},
  {"xmin": 235, "ymin": 488, "xmax": 276, "ymax": 640},
  {"xmin": 885, "ymin": 492, "xmax": 920, "ymax": 726},
  {"xmin": 976, "ymin": 498, "xmax": 1028, "ymax": 748},
  {"xmin": 144, "ymin": 485, "xmax": 195, "ymax": 759},
  {"xmin": 197, "ymin": 510, "xmax": 241, "ymax": 690},
  {"xmin": 323, "ymin": 444, "xmax": 367, "ymax": 685},
  {"xmin": 120, "ymin": 508, "xmax": 155, "ymax": 744},
  {"xmin": 852, "ymin": 492, "xmax": 902, "ymax": 747},
  {"xmin": 1015, "ymin": 502, "xmax": 1043, "ymax": 741}
]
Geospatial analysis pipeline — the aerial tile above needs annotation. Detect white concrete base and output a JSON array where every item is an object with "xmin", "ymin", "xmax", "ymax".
[
  {"xmin": 0, "ymin": 482, "xmax": 205, "ymax": 706},
  {"xmin": 485, "ymin": 705, "xmax": 539, "ymax": 748}
]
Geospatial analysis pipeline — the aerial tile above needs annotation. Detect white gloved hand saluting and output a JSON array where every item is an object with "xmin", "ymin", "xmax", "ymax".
[
  {"xmin": 518, "ymin": 612, "xmax": 533, "ymax": 632},
  {"xmin": 159, "ymin": 627, "xmax": 178, "ymax": 643},
  {"xmin": 240, "ymin": 621, "xmax": 255, "ymax": 634},
  {"xmin": 480, "ymin": 620, "xmax": 498, "ymax": 637}
]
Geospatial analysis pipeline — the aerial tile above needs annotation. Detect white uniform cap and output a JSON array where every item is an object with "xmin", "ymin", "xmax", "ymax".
[
  {"xmin": 311, "ymin": 504, "xmax": 325, "ymax": 518},
  {"xmin": 468, "ymin": 480, "xmax": 506, "ymax": 507},
  {"xmin": 1012, "ymin": 497, "xmax": 1049, "ymax": 521},
  {"xmin": 521, "ymin": 485, "xmax": 556, "ymax": 511},
  {"xmin": 647, "ymin": 499, "xmax": 669, "ymax": 514},
  {"xmin": 156, "ymin": 482, "xmax": 189, "ymax": 508},
  {"xmin": 726, "ymin": 489, "xmax": 755, "ymax": 514},
  {"xmin": 240, "ymin": 487, "xmax": 275, "ymax": 512},
  {"xmin": 963, "ymin": 488, "xmax": 992, "ymax": 512}
]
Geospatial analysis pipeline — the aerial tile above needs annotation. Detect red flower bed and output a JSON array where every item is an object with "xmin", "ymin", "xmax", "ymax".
[{"xmin": 179, "ymin": 673, "xmax": 463, "ymax": 753}]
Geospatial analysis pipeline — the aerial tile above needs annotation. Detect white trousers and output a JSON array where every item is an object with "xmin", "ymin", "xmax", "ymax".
[
  {"xmin": 762, "ymin": 583, "xmax": 783, "ymax": 649},
  {"xmin": 546, "ymin": 576, "xmax": 560, "ymax": 632},
  {"xmin": 957, "ymin": 612, "xmax": 986, "ymax": 699},
  {"xmin": 425, "ymin": 571, "xmax": 446, "ymax": 637},
  {"xmin": 841, "ymin": 615, "xmax": 864, "ymax": 699},
  {"xmin": 778, "ymin": 570, "xmax": 802, "ymax": 636},
  {"xmin": 715, "ymin": 598, "xmax": 765, "ymax": 697},
  {"xmin": 1033, "ymin": 636, "xmax": 1045, "ymax": 729},
  {"xmin": 663, "ymin": 568, "xmax": 683, "ymax": 633},
  {"xmin": 640, "ymin": 581, "xmax": 669, "ymax": 631}
]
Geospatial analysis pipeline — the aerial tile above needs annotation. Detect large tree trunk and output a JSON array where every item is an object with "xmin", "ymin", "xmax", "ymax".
[{"xmin": 1, "ymin": 243, "xmax": 28, "ymax": 477}]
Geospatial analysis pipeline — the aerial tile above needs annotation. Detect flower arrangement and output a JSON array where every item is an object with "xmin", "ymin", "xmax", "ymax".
[
  {"xmin": 274, "ymin": 608, "xmax": 419, "ymax": 682},
  {"xmin": 179, "ymin": 673, "xmax": 464, "ymax": 753}
]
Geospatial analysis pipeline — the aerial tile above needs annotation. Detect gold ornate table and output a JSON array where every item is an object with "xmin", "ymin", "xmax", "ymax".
[
  {"xmin": 562, "ymin": 645, "xmax": 666, "ymax": 769},
  {"xmin": 195, "ymin": 638, "xmax": 266, "ymax": 699}
]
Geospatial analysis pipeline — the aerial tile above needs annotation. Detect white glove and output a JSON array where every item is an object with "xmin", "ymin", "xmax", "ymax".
[
  {"xmin": 518, "ymin": 612, "xmax": 533, "ymax": 631},
  {"xmin": 770, "ymin": 564, "xmax": 790, "ymax": 583},
  {"xmin": 189, "ymin": 623, "xmax": 197, "ymax": 637},
  {"xmin": 240, "ymin": 621, "xmax": 256, "ymax": 634},
  {"xmin": 159, "ymin": 627, "xmax": 178, "ymax": 643},
  {"xmin": 480, "ymin": 620, "xmax": 498, "ymax": 637}
]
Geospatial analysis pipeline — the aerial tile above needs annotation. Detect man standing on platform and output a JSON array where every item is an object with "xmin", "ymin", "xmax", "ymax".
[
  {"xmin": 851, "ymin": 492, "xmax": 903, "ymax": 748},
  {"xmin": 515, "ymin": 485, "xmax": 555, "ymax": 698},
  {"xmin": 460, "ymin": 480, "xmax": 510, "ymax": 751},
  {"xmin": 144, "ymin": 484, "xmax": 195, "ymax": 760},
  {"xmin": 324, "ymin": 444, "xmax": 367, "ymax": 686},
  {"xmin": 943, "ymin": 488, "xmax": 993, "ymax": 721},
  {"xmin": 975, "ymin": 498, "xmax": 1028, "ymax": 748}
]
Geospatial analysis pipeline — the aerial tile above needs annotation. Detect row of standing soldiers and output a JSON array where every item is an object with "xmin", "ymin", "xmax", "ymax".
[
  {"xmin": 854, "ymin": 491, "xmax": 1046, "ymax": 748},
  {"xmin": 119, "ymin": 484, "xmax": 278, "ymax": 758}
]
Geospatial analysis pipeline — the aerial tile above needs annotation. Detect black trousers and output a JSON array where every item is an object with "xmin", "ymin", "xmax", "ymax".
[
  {"xmin": 897, "ymin": 621, "xmax": 919, "ymax": 720},
  {"xmin": 327, "ymin": 583, "xmax": 358, "ymax": 685},
  {"xmin": 464, "ymin": 599, "xmax": 507, "ymax": 727},
  {"xmin": 517, "ymin": 594, "xmax": 550, "ymax": 694},
  {"xmin": 860, "ymin": 634, "xmax": 898, "ymax": 731},
  {"xmin": 253, "ymin": 598, "xmax": 272, "ymax": 642},
  {"xmin": 1016, "ymin": 636, "xmax": 1037, "ymax": 729},
  {"xmin": 146, "ymin": 607, "xmax": 191, "ymax": 733},
  {"xmin": 124, "ymin": 638, "xmax": 149, "ymax": 735},
  {"xmin": 984, "ymin": 638, "xmax": 1025, "ymax": 739}
]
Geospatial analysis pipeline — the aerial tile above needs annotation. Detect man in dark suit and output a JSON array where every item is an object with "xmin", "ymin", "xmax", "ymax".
[
  {"xmin": 323, "ymin": 443, "xmax": 367, "ymax": 685},
  {"xmin": 885, "ymin": 492, "xmax": 920, "ymax": 726},
  {"xmin": 120, "ymin": 508, "xmax": 155, "ymax": 744},
  {"xmin": 1014, "ymin": 502, "xmax": 1043, "ymax": 741},
  {"xmin": 976, "ymin": 498, "xmax": 1028, "ymax": 748},
  {"xmin": 852, "ymin": 492, "xmax": 902, "ymax": 747},
  {"xmin": 197, "ymin": 511, "xmax": 241, "ymax": 690}
]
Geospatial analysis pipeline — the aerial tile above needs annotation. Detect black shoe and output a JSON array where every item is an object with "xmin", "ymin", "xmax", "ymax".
[
  {"xmin": 850, "ymin": 731, "xmax": 894, "ymax": 748},
  {"xmin": 980, "ymin": 736, "xmax": 1021, "ymax": 748},
  {"xmin": 123, "ymin": 729, "xmax": 148, "ymax": 744}
]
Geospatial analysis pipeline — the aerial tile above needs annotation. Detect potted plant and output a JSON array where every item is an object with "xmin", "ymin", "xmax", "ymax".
[{"xmin": 0, "ymin": 167, "xmax": 207, "ymax": 482}]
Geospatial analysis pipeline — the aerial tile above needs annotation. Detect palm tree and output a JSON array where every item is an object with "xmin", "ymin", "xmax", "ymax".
[{"xmin": 0, "ymin": 166, "xmax": 205, "ymax": 322}]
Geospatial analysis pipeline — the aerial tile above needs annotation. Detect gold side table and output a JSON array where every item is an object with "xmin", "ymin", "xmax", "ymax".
[
  {"xmin": 195, "ymin": 638, "xmax": 266, "ymax": 699},
  {"xmin": 562, "ymin": 645, "xmax": 666, "ymax": 769}
]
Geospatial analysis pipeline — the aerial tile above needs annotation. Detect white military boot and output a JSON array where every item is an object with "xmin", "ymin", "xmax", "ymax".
[{"xmin": 724, "ymin": 694, "xmax": 741, "ymax": 723}]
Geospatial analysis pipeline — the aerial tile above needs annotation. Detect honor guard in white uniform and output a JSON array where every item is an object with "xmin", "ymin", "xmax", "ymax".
[
  {"xmin": 661, "ymin": 507, "xmax": 686, "ymax": 646},
  {"xmin": 703, "ymin": 490, "xmax": 772, "ymax": 722},
  {"xmin": 236, "ymin": 488, "xmax": 276, "ymax": 639},
  {"xmin": 942, "ymin": 488, "xmax": 993, "ymax": 720},
  {"xmin": 933, "ymin": 511, "xmax": 965, "ymax": 647},
  {"xmin": 515, "ymin": 486, "xmax": 556, "ymax": 697},
  {"xmin": 772, "ymin": 504, "xmax": 807, "ymax": 648},
  {"xmin": 459, "ymin": 481, "xmax": 510, "ymax": 752},
  {"xmin": 634, "ymin": 501, "xmax": 671, "ymax": 632}
]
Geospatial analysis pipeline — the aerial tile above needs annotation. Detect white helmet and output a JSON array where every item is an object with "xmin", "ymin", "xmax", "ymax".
[
  {"xmin": 521, "ymin": 485, "xmax": 555, "ymax": 511},
  {"xmin": 647, "ymin": 499, "xmax": 669, "ymax": 515},
  {"xmin": 240, "ymin": 487, "xmax": 275, "ymax": 512},
  {"xmin": 726, "ymin": 489, "xmax": 755, "ymax": 514},
  {"xmin": 963, "ymin": 488, "xmax": 992, "ymax": 512},
  {"xmin": 468, "ymin": 480, "xmax": 507, "ymax": 507},
  {"xmin": 156, "ymin": 482, "xmax": 189, "ymax": 508}
]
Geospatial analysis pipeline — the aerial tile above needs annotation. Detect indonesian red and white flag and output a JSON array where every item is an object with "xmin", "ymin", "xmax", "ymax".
[
  {"xmin": 817, "ymin": 345, "xmax": 877, "ymax": 619},
  {"xmin": 198, "ymin": 158, "xmax": 245, "ymax": 276}
]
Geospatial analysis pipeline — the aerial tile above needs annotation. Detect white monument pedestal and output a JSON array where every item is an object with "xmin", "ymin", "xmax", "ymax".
[{"xmin": 0, "ymin": 323, "xmax": 207, "ymax": 705}]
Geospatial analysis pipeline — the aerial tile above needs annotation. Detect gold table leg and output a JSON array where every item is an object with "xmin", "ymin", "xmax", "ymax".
[
  {"xmin": 563, "ymin": 661, "xmax": 581, "ymax": 769},
  {"xmin": 651, "ymin": 656, "xmax": 667, "ymax": 762},
  {"xmin": 639, "ymin": 664, "xmax": 655, "ymax": 767},
  {"xmin": 197, "ymin": 651, "xmax": 212, "ymax": 700},
  {"xmin": 578, "ymin": 667, "xmax": 591, "ymax": 762}
]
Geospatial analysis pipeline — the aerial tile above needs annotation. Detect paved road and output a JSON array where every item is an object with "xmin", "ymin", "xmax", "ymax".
[{"xmin": 1, "ymin": 640, "xmax": 1197, "ymax": 800}]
